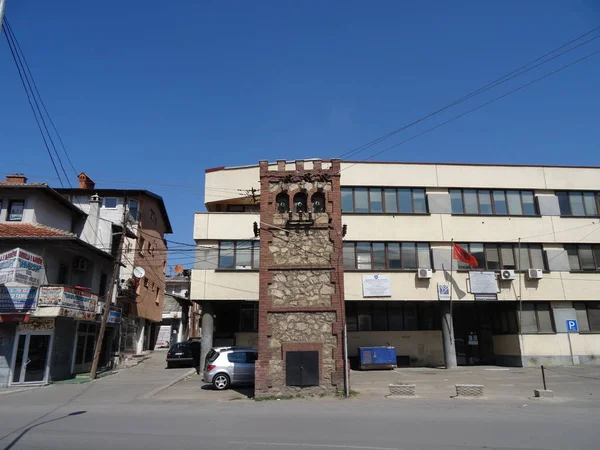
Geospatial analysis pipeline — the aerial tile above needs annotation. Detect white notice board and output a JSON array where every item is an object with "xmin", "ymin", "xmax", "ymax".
[
  {"xmin": 362, "ymin": 274, "xmax": 392, "ymax": 297},
  {"xmin": 469, "ymin": 271, "xmax": 498, "ymax": 294}
]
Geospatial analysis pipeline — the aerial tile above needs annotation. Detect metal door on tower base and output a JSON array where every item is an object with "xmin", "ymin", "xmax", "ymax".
[{"xmin": 286, "ymin": 351, "xmax": 319, "ymax": 387}]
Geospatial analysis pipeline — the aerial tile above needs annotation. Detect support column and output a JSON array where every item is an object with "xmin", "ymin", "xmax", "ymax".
[
  {"xmin": 199, "ymin": 302, "xmax": 214, "ymax": 372},
  {"xmin": 440, "ymin": 303, "xmax": 457, "ymax": 369}
]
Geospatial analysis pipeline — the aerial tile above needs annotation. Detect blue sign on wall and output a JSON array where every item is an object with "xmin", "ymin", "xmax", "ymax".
[
  {"xmin": 0, "ymin": 286, "xmax": 38, "ymax": 312},
  {"xmin": 566, "ymin": 320, "xmax": 579, "ymax": 332}
]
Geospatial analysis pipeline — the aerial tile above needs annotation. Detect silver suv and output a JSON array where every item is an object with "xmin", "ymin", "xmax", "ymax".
[{"xmin": 203, "ymin": 347, "xmax": 258, "ymax": 390}]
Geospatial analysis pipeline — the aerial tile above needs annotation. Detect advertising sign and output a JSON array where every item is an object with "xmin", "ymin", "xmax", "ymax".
[
  {"xmin": 108, "ymin": 307, "xmax": 122, "ymax": 324},
  {"xmin": 155, "ymin": 325, "xmax": 171, "ymax": 348},
  {"xmin": 0, "ymin": 248, "xmax": 44, "ymax": 286},
  {"xmin": 37, "ymin": 286, "xmax": 98, "ymax": 312},
  {"xmin": 0, "ymin": 286, "xmax": 38, "ymax": 312},
  {"xmin": 469, "ymin": 271, "xmax": 498, "ymax": 294},
  {"xmin": 362, "ymin": 274, "xmax": 392, "ymax": 297}
]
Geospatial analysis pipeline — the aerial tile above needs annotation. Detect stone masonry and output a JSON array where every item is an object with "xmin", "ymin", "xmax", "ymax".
[{"xmin": 255, "ymin": 159, "xmax": 346, "ymax": 398}]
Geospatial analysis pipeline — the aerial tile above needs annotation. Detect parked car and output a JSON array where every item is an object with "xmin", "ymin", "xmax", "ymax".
[
  {"xmin": 203, "ymin": 346, "xmax": 258, "ymax": 390},
  {"xmin": 166, "ymin": 340, "xmax": 200, "ymax": 368}
]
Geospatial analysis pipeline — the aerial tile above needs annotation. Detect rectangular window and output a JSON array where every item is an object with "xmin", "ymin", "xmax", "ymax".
[
  {"xmin": 485, "ymin": 245, "xmax": 500, "ymax": 270},
  {"xmin": 452, "ymin": 190, "xmax": 535, "ymax": 216},
  {"xmin": 342, "ymin": 187, "xmax": 427, "ymax": 214},
  {"xmin": 388, "ymin": 243, "xmax": 401, "ymax": 269},
  {"xmin": 588, "ymin": 303, "xmax": 600, "ymax": 332},
  {"xmin": 7, "ymin": 200, "xmax": 24, "ymax": 221},
  {"xmin": 128, "ymin": 199, "xmax": 139, "ymax": 222},
  {"xmin": 417, "ymin": 243, "xmax": 431, "ymax": 269},
  {"xmin": 372, "ymin": 243, "xmax": 386, "ymax": 270},
  {"xmin": 401, "ymin": 243, "xmax": 417, "ymax": 269},
  {"xmin": 103, "ymin": 198, "xmax": 118, "ymax": 209},
  {"xmin": 344, "ymin": 242, "xmax": 431, "ymax": 270},
  {"xmin": 356, "ymin": 243, "xmax": 372, "ymax": 270},
  {"xmin": 218, "ymin": 241, "xmax": 260, "ymax": 269},
  {"xmin": 346, "ymin": 302, "xmax": 440, "ymax": 332},
  {"xmin": 574, "ymin": 302, "xmax": 590, "ymax": 332},
  {"xmin": 520, "ymin": 303, "xmax": 554, "ymax": 333},
  {"xmin": 458, "ymin": 243, "xmax": 546, "ymax": 271},
  {"xmin": 357, "ymin": 302, "xmax": 372, "ymax": 331},
  {"xmin": 566, "ymin": 244, "xmax": 600, "ymax": 271},
  {"xmin": 557, "ymin": 191, "xmax": 600, "ymax": 217},
  {"xmin": 343, "ymin": 243, "xmax": 356, "ymax": 270},
  {"xmin": 372, "ymin": 303, "xmax": 388, "ymax": 331},
  {"xmin": 345, "ymin": 302, "xmax": 358, "ymax": 331}
]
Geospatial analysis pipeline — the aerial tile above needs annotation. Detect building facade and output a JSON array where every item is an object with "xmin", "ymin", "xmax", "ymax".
[
  {"xmin": 155, "ymin": 274, "xmax": 198, "ymax": 348},
  {"xmin": 58, "ymin": 173, "xmax": 173, "ymax": 356},
  {"xmin": 193, "ymin": 160, "xmax": 600, "ymax": 393},
  {"xmin": 0, "ymin": 175, "xmax": 116, "ymax": 387}
]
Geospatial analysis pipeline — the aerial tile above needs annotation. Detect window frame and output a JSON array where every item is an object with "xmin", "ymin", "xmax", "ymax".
[
  {"xmin": 342, "ymin": 242, "xmax": 431, "ymax": 271},
  {"xmin": 565, "ymin": 244, "xmax": 600, "ymax": 272},
  {"xmin": 456, "ymin": 243, "xmax": 547, "ymax": 272},
  {"xmin": 519, "ymin": 302, "xmax": 555, "ymax": 334},
  {"xmin": 556, "ymin": 191, "xmax": 600, "ymax": 217},
  {"xmin": 345, "ymin": 301, "xmax": 441, "ymax": 332},
  {"xmin": 217, "ymin": 240, "xmax": 260, "ymax": 270},
  {"xmin": 449, "ymin": 189, "xmax": 538, "ymax": 217},
  {"xmin": 574, "ymin": 302, "xmax": 600, "ymax": 333},
  {"xmin": 341, "ymin": 187, "xmax": 428, "ymax": 214},
  {"xmin": 7, "ymin": 199, "xmax": 25, "ymax": 222},
  {"xmin": 102, "ymin": 197, "xmax": 118, "ymax": 209}
]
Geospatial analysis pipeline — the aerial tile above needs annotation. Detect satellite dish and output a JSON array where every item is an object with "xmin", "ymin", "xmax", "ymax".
[
  {"xmin": 174, "ymin": 264, "xmax": 184, "ymax": 274},
  {"xmin": 133, "ymin": 267, "xmax": 146, "ymax": 279}
]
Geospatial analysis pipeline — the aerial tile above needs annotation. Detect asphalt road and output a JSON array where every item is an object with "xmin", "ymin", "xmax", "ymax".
[{"xmin": 1, "ymin": 391, "xmax": 599, "ymax": 450}]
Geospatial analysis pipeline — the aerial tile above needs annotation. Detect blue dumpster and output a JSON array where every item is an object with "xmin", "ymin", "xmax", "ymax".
[{"xmin": 358, "ymin": 346, "xmax": 397, "ymax": 370}]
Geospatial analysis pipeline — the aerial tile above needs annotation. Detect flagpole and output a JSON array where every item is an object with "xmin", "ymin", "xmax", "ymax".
[{"xmin": 449, "ymin": 239, "xmax": 454, "ymax": 318}]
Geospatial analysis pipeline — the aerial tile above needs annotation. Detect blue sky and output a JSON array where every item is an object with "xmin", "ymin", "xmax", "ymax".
[{"xmin": 1, "ymin": 1, "xmax": 599, "ymax": 270}]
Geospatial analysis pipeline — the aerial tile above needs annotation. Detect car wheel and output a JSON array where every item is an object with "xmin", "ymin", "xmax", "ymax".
[
  {"xmin": 167, "ymin": 362, "xmax": 173, "ymax": 369},
  {"xmin": 212, "ymin": 373, "xmax": 230, "ymax": 390}
]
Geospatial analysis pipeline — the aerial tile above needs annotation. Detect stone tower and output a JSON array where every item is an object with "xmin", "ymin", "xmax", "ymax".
[{"xmin": 255, "ymin": 159, "xmax": 346, "ymax": 398}]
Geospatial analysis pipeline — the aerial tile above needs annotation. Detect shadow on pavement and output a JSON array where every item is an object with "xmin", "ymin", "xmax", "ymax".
[
  {"xmin": 200, "ymin": 384, "xmax": 254, "ymax": 398},
  {"xmin": 2, "ymin": 411, "xmax": 86, "ymax": 450}
]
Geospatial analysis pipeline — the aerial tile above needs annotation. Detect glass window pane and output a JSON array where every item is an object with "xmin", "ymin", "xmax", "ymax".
[
  {"xmin": 388, "ymin": 243, "xmax": 401, "ymax": 269},
  {"xmin": 450, "ymin": 190, "xmax": 464, "ymax": 214},
  {"xmin": 478, "ymin": 190, "xmax": 493, "ymax": 215},
  {"xmin": 569, "ymin": 192, "xmax": 585, "ymax": 216},
  {"xmin": 529, "ymin": 245, "xmax": 544, "ymax": 270},
  {"xmin": 369, "ymin": 189, "xmax": 383, "ymax": 213},
  {"xmin": 219, "ymin": 241, "xmax": 235, "ymax": 268},
  {"xmin": 574, "ymin": 303, "xmax": 590, "ymax": 332},
  {"xmin": 398, "ymin": 189, "xmax": 412, "ymax": 213},
  {"xmin": 588, "ymin": 304, "xmax": 600, "ymax": 332},
  {"xmin": 518, "ymin": 246, "xmax": 530, "ymax": 270},
  {"xmin": 388, "ymin": 303, "xmax": 403, "ymax": 331},
  {"xmin": 583, "ymin": 192, "xmax": 598, "ymax": 216},
  {"xmin": 579, "ymin": 246, "xmax": 595, "ymax": 270},
  {"xmin": 384, "ymin": 189, "xmax": 398, "ymax": 213},
  {"xmin": 456, "ymin": 243, "xmax": 470, "ymax": 270},
  {"xmin": 418, "ymin": 303, "xmax": 436, "ymax": 330},
  {"xmin": 372, "ymin": 303, "xmax": 388, "ymax": 331},
  {"xmin": 485, "ymin": 245, "xmax": 500, "ymax": 270},
  {"xmin": 354, "ymin": 188, "xmax": 369, "ymax": 213},
  {"xmin": 506, "ymin": 191, "xmax": 523, "ymax": 215},
  {"xmin": 557, "ymin": 192, "xmax": 570, "ymax": 216},
  {"xmin": 417, "ymin": 243, "xmax": 431, "ymax": 268},
  {"xmin": 567, "ymin": 247, "xmax": 580, "ymax": 271},
  {"xmin": 403, "ymin": 304, "xmax": 418, "ymax": 331},
  {"xmin": 520, "ymin": 303, "xmax": 538, "ymax": 333},
  {"xmin": 536, "ymin": 304, "xmax": 553, "ymax": 332},
  {"xmin": 356, "ymin": 243, "xmax": 372, "ymax": 269},
  {"xmin": 493, "ymin": 191, "xmax": 508, "ymax": 215},
  {"xmin": 346, "ymin": 303, "xmax": 358, "ymax": 331},
  {"xmin": 463, "ymin": 190, "xmax": 479, "ymax": 214},
  {"xmin": 253, "ymin": 241, "xmax": 260, "ymax": 268},
  {"xmin": 470, "ymin": 243, "xmax": 485, "ymax": 269},
  {"xmin": 236, "ymin": 243, "xmax": 252, "ymax": 268},
  {"xmin": 401, "ymin": 243, "xmax": 417, "ymax": 269},
  {"xmin": 500, "ymin": 245, "xmax": 516, "ymax": 269},
  {"xmin": 594, "ymin": 247, "xmax": 600, "ymax": 269},
  {"xmin": 521, "ymin": 191, "xmax": 536, "ymax": 215},
  {"xmin": 372, "ymin": 243, "xmax": 386, "ymax": 269},
  {"xmin": 357, "ymin": 302, "xmax": 372, "ymax": 331},
  {"xmin": 341, "ymin": 188, "xmax": 354, "ymax": 212},
  {"xmin": 413, "ymin": 189, "xmax": 427, "ymax": 213},
  {"xmin": 343, "ymin": 243, "xmax": 356, "ymax": 270}
]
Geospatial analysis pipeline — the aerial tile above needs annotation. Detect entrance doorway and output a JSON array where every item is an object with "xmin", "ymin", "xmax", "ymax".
[
  {"xmin": 74, "ymin": 322, "xmax": 98, "ymax": 373},
  {"xmin": 11, "ymin": 332, "xmax": 53, "ymax": 384},
  {"xmin": 452, "ymin": 303, "xmax": 495, "ymax": 365}
]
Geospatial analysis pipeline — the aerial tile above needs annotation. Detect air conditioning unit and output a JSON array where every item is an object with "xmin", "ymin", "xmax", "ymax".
[
  {"xmin": 417, "ymin": 268, "xmax": 433, "ymax": 279},
  {"xmin": 73, "ymin": 258, "xmax": 87, "ymax": 272},
  {"xmin": 527, "ymin": 268, "xmax": 543, "ymax": 280},
  {"xmin": 499, "ymin": 269, "xmax": 516, "ymax": 281}
]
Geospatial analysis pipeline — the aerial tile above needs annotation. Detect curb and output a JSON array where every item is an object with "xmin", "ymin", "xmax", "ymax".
[
  {"xmin": 0, "ymin": 387, "xmax": 39, "ymax": 397},
  {"xmin": 139, "ymin": 369, "xmax": 196, "ymax": 400}
]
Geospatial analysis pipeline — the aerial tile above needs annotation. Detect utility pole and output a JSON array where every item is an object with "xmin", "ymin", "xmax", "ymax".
[
  {"xmin": 90, "ymin": 206, "xmax": 128, "ymax": 379},
  {"xmin": 0, "ymin": 0, "xmax": 7, "ymax": 34}
]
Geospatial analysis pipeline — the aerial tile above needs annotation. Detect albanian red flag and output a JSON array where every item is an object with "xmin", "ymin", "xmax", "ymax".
[{"xmin": 453, "ymin": 243, "xmax": 478, "ymax": 267}]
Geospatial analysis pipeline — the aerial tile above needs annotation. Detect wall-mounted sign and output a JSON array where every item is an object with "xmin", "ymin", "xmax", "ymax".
[
  {"xmin": 0, "ymin": 248, "xmax": 44, "ymax": 286},
  {"xmin": 108, "ymin": 307, "xmax": 122, "ymax": 324},
  {"xmin": 437, "ymin": 282, "xmax": 451, "ymax": 301},
  {"xmin": 469, "ymin": 271, "xmax": 498, "ymax": 295},
  {"xmin": 0, "ymin": 286, "xmax": 38, "ymax": 312},
  {"xmin": 474, "ymin": 294, "xmax": 497, "ymax": 301},
  {"xmin": 38, "ymin": 286, "xmax": 98, "ymax": 312},
  {"xmin": 18, "ymin": 318, "xmax": 54, "ymax": 331},
  {"xmin": 362, "ymin": 274, "xmax": 392, "ymax": 297}
]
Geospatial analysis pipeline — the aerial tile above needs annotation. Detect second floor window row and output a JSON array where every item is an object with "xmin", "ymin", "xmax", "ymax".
[
  {"xmin": 557, "ymin": 191, "xmax": 599, "ymax": 217},
  {"xmin": 455, "ymin": 243, "xmax": 546, "ymax": 271},
  {"xmin": 343, "ymin": 242, "xmax": 431, "ymax": 270},
  {"xmin": 450, "ymin": 189, "xmax": 537, "ymax": 216},
  {"xmin": 566, "ymin": 244, "xmax": 600, "ymax": 272},
  {"xmin": 341, "ymin": 187, "xmax": 427, "ymax": 214}
]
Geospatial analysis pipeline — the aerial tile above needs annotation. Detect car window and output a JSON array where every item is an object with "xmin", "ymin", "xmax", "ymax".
[
  {"xmin": 170, "ymin": 343, "xmax": 185, "ymax": 352},
  {"xmin": 206, "ymin": 349, "xmax": 219, "ymax": 363},
  {"xmin": 246, "ymin": 352, "xmax": 258, "ymax": 363},
  {"xmin": 227, "ymin": 352, "xmax": 246, "ymax": 363}
]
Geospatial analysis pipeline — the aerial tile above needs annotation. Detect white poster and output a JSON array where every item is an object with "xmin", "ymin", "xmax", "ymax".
[
  {"xmin": 362, "ymin": 274, "xmax": 392, "ymax": 297},
  {"xmin": 469, "ymin": 271, "xmax": 498, "ymax": 294},
  {"xmin": 155, "ymin": 325, "xmax": 171, "ymax": 348},
  {"xmin": 0, "ymin": 248, "xmax": 44, "ymax": 286},
  {"xmin": 437, "ymin": 282, "xmax": 451, "ymax": 301}
]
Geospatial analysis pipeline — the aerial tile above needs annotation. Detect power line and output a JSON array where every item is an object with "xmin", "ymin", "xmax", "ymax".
[
  {"xmin": 4, "ymin": 18, "xmax": 72, "ymax": 187},
  {"xmin": 2, "ymin": 22, "xmax": 64, "ymax": 187},
  {"xmin": 336, "ymin": 24, "xmax": 600, "ymax": 161},
  {"xmin": 341, "ymin": 49, "xmax": 600, "ymax": 173},
  {"xmin": 4, "ymin": 17, "xmax": 78, "ymax": 178}
]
